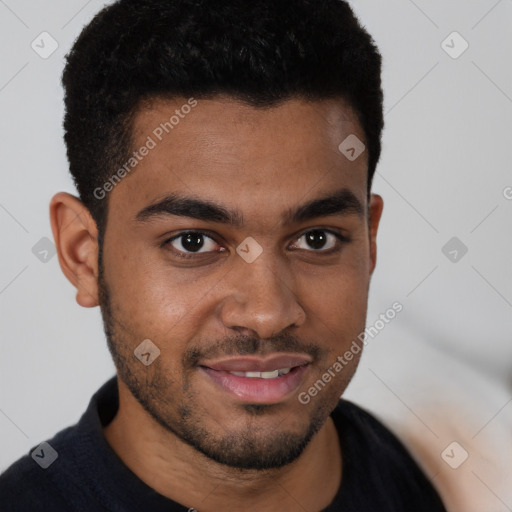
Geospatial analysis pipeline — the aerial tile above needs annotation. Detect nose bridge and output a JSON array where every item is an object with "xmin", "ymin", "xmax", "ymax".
[
  {"xmin": 219, "ymin": 250, "xmax": 305, "ymax": 338},
  {"xmin": 244, "ymin": 255, "xmax": 288, "ymax": 305}
]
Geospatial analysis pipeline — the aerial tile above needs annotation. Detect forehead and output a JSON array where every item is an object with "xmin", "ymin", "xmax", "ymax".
[{"xmin": 108, "ymin": 96, "xmax": 368, "ymax": 227}]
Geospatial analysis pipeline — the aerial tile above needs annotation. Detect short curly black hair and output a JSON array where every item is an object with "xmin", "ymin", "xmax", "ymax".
[{"xmin": 62, "ymin": 0, "xmax": 384, "ymax": 246}]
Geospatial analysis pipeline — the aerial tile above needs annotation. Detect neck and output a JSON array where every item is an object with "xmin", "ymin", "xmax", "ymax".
[{"xmin": 103, "ymin": 377, "xmax": 342, "ymax": 512}]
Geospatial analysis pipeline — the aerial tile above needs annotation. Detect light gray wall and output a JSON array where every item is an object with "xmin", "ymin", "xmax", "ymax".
[{"xmin": 1, "ymin": 1, "xmax": 510, "ymax": 510}]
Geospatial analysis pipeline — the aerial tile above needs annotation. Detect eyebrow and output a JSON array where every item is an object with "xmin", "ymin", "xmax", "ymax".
[{"xmin": 134, "ymin": 188, "xmax": 365, "ymax": 226}]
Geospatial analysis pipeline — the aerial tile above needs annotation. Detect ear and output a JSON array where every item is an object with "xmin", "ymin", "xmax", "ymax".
[
  {"xmin": 49, "ymin": 192, "xmax": 100, "ymax": 308},
  {"xmin": 368, "ymin": 193, "xmax": 384, "ymax": 275}
]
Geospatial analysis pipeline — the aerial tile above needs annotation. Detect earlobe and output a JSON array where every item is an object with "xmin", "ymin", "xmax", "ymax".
[
  {"xmin": 368, "ymin": 194, "xmax": 384, "ymax": 275},
  {"xmin": 49, "ymin": 192, "xmax": 100, "ymax": 308}
]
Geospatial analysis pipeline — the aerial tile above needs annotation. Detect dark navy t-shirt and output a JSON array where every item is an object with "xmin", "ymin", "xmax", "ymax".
[{"xmin": 0, "ymin": 377, "xmax": 446, "ymax": 511}]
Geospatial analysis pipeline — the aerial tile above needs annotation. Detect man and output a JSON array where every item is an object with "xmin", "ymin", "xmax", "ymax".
[{"xmin": 0, "ymin": 0, "xmax": 446, "ymax": 510}]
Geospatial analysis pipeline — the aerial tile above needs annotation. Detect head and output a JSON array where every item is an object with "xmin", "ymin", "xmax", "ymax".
[{"xmin": 51, "ymin": 0, "xmax": 384, "ymax": 470}]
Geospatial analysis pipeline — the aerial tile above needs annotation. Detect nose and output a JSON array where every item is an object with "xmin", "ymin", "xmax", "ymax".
[{"xmin": 217, "ymin": 253, "xmax": 306, "ymax": 339}]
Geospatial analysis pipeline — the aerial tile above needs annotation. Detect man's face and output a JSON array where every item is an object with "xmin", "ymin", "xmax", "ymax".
[{"xmin": 98, "ymin": 96, "xmax": 382, "ymax": 469}]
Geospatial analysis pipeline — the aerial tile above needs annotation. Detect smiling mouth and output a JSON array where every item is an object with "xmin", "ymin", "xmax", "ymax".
[
  {"xmin": 198, "ymin": 355, "xmax": 312, "ymax": 404},
  {"xmin": 225, "ymin": 367, "xmax": 293, "ymax": 378},
  {"xmin": 199, "ymin": 353, "xmax": 313, "ymax": 373}
]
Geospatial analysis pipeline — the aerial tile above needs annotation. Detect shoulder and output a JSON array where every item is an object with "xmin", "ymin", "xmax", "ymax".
[
  {"xmin": 331, "ymin": 399, "xmax": 446, "ymax": 511},
  {"xmin": 333, "ymin": 398, "xmax": 419, "ymax": 462},
  {"xmin": 0, "ymin": 378, "xmax": 117, "ymax": 512},
  {"xmin": 0, "ymin": 427, "xmax": 79, "ymax": 512}
]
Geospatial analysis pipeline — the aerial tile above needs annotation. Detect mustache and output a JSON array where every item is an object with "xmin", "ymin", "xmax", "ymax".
[{"xmin": 183, "ymin": 332, "xmax": 324, "ymax": 368}]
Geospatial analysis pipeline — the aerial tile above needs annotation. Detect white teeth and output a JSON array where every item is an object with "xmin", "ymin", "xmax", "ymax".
[{"xmin": 229, "ymin": 368, "xmax": 292, "ymax": 379}]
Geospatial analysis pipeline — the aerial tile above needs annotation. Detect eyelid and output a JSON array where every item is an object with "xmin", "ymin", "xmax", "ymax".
[
  {"xmin": 290, "ymin": 228, "xmax": 350, "ymax": 251},
  {"xmin": 162, "ymin": 230, "xmax": 220, "ymax": 246},
  {"xmin": 162, "ymin": 230, "xmax": 224, "ymax": 259}
]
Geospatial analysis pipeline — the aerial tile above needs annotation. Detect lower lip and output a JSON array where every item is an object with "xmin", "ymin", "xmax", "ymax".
[{"xmin": 201, "ymin": 365, "xmax": 309, "ymax": 404}]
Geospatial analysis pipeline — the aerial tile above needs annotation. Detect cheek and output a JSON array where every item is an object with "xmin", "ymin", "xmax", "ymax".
[
  {"xmin": 301, "ymin": 243, "xmax": 370, "ymax": 307},
  {"xmin": 307, "ymin": 276, "xmax": 368, "ymax": 336},
  {"xmin": 105, "ymin": 246, "xmax": 221, "ymax": 345},
  {"xmin": 296, "ymin": 251, "xmax": 370, "ymax": 348}
]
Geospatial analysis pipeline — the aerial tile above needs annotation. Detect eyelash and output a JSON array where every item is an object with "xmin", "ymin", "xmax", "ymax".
[{"xmin": 161, "ymin": 229, "xmax": 350, "ymax": 260}]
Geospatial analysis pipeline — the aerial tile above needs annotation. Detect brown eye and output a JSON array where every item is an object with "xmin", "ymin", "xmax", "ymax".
[
  {"xmin": 180, "ymin": 233, "xmax": 206, "ymax": 252},
  {"xmin": 166, "ymin": 232, "xmax": 220, "ymax": 255},
  {"xmin": 294, "ymin": 230, "xmax": 341, "ymax": 251},
  {"xmin": 305, "ymin": 231, "xmax": 329, "ymax": 250}
]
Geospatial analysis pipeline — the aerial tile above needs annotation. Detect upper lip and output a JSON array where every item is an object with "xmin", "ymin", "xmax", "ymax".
[{"xmin": 200, "ymin": 354, "xmax": 313, "ymax": 372}]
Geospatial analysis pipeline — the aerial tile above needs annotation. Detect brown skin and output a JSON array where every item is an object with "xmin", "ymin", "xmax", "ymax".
[{"xmin": 50, "ymin": 97, "xmax": 383, "ymax": 512}]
